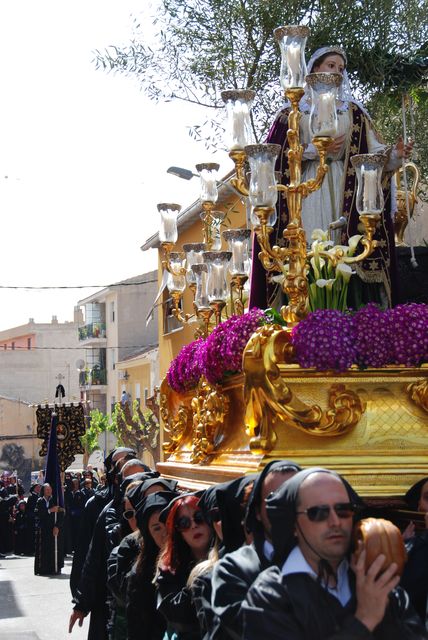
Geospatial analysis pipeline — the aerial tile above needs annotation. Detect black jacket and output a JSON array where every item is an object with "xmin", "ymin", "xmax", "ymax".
[
  {"xmin": 243, "ymin": 567, "xmax": 428, "ymax": 640},
  {"xmin": 157, "ymin": 566, "xmax": 201, "ymax": 640},
  {"xmin": 401, "ymin": 530, "xmax": 428, "ymax": 623},
  {"xmin": 207, "ymin": 543, "xmax": 269, "ymax": 640}
]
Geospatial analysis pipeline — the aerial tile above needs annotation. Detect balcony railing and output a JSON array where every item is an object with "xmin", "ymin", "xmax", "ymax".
[
  {"xmin": 78, "ymin": 322, "xmax": 106, "ymax": 341},
  {"xmin": 79, "ymin": 368, "xmax": 107, "ymax": 386}
]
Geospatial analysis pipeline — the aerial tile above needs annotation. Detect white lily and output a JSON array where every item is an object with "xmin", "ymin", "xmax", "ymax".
[
  {"xmin": 316, "ymin": 278, "xmax": 336, "ymax": 289},
  {"xmin": 348, "ymin": 234, "xmax": 363, "ymax": 256},
  {"xmin": 311, "ymin": 228, "xmax": 329, "ymax": 242},
  {"xmin": 310, "ymin": 255, "xmax": 326, "ymax": 279},
  {"xmin": 311, "ymin": 239, "xmax": 334, "ymax": 253},
  {"xmin": 336, "ymin": 262, "xmax": 353, "ymax": 283}
]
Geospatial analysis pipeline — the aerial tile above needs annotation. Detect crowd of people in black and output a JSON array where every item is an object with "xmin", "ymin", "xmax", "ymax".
[
  {"xmin": 0, "ymin": 467, "xmax": 103, "ymax": 560},
  {"xmin": 62, "ymin": 448, "xmax": 428, "ymax": 640},
  {"xmin": 2, "ymin": 451, "xmax": 428, "ymax": 639}
]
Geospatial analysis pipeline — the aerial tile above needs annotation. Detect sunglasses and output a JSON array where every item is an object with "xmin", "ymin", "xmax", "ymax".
[
  {"xmin": 175, "ymin": 510, "xmax": 206, "ymax": 532},
  {"xmin": 296, "ymin": 502, "xmax": 356, "ymax": 522},
  {"xmin": 123, "ymin": 509, "xmax": 136, "ymax": 521}
]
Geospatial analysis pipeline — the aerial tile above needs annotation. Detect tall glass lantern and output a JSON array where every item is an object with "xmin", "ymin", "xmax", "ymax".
[
  {"xmin": 305, "ymin": 72, "xmax": 343, "ymax": 138},
  {"xmin": 244, "ymin": 143, "xmax": 281, "ymax": 227},
  {"xmin": 203, "ymin": 251, "xmax": 232, "ymax": 303},
  {"xmin": 196, "ymin": 163, "xmax": 220, "ymax": 203},
  {"xmin": 274, "ymin": 25, "xmax": 310, "ymax": 89},
  {"xmin": 221, "ymin": 89, "xmax": 256, "ymax": 151},
  {"xmin": 222, "ymin": 229, "xmax": 251, "ymax": 276},
  {"xmin": 166, "ymin": 252, "xmax": 186, "ymax": 294},
  {"xmin": 183, "ymin": 243, "xmax": 206, "ymax": 287},
  {"xmin": 158, "ymin": 203, "xmax": 181, "ymax": 244},
  {"xmin": 351, "ymin": 154, "xmax": 386, "ymax": 215},
  {"xmin": 192, "ymin": 264, "xmax": 210, "ymax": 310}
]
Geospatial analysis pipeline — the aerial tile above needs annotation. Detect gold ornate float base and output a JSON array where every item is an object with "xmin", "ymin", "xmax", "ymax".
[{"xmin": 159, "ymin": 350, "xmax": 428, "ymax": 497}]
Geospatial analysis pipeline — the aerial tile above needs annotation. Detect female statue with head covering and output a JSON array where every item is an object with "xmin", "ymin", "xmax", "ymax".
[{"xmin": 249, "ymin": 46, "xmax": 414, "ymax": 310}]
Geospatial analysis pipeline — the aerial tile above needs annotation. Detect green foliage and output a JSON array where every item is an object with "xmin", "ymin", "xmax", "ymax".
[
  {"xmin": 80, "ymin": 408, "xmax": 119, "ymax": 454},
  {"xmin": 93, "ymin": 0, "xmax": 428, "ymax": 160}
]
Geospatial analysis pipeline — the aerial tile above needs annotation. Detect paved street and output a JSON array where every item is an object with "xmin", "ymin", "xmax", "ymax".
[{"xmin": 0, "ymin": 554, "xmax": 89, "ymax": 640}]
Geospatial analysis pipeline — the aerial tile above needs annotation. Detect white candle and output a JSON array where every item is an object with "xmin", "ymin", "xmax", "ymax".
[
  {"xmin": 363, "ymin": 168, "xmax": 378, "ymax": 212},
  {"xmin": 287, "ymin": 43, "xmax": 301, "ymax": 84},
  {"xmin": 232, "ymin": 241, "xmax": 245, "ymax": 274},
  {"xmin": 209, "ymin": 264, "xmax": 224, "ymax": 301},
  {"xmin": 316, "ymin": 92, "xmax": 336, "ymax": 136},
  {"xmin": 160, "ymin": 212, "xmax": 178, "ymax": 243},
  {"xmin": 231, "ymin": 101, "xmax": 250, "ymax": 150},
  {"xmin": 201, "ymin": 173, "xmax": 218, "ymax": 202}
]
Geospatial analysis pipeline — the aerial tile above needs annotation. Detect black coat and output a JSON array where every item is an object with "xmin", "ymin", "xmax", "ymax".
[
  {"xmin": 127, "ymin": 559, "xmax": 166, "ymax": 640},
  {"xmin": 207, "ymin": 543, "xmax": 268, "ymax": 640},
  {"xmin": 157, "ymin": 566, "xmax": 201, "ymax": 640},
  {"xmin": 401, "ymin": 530, "xmax": 428, "ymax": 623},
  {"xmin": 243, "ymin": 567, "xmax": 428, "ymax": 640}
]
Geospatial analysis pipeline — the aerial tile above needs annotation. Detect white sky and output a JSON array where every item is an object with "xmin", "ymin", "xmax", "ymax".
[{"xmin": 0, "ymin": 0, "xmax": 232, "ymax": 331}]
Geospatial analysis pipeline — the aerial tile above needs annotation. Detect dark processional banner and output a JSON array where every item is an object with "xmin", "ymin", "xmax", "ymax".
[{"xmin": 36, "ymin": 404, "xmax": 86, "ymax": 471}]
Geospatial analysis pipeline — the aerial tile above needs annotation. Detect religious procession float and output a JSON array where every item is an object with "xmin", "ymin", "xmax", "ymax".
[{"xmin": 155, "ymin": 26, "xmax": 427, "ymax": 514}]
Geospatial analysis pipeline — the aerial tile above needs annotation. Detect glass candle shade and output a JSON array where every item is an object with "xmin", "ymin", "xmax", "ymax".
[
  {"xmin": 203, "ymin": 251, "xmax": 232, "ymax": 303},
  {"xmin": 196, "ymin": 163, "xmax": 220, "ymax": 203},
  {"xmin": 166, "ymin": 252, "xmax": 186, "ymax": 294},
  {"xmin": 305, "ymin": 72, "xmax": 343, "ymax": 138},
  {"xmin": 158, "ymin": 203, "xmax": 181, "ymax": 244},
  {"xmin": 274, "ymin": 25, "xmax": 310, "ymax": 90},
  {"xmin": 192, "ymin": 263, "xmax": 210, "ymax": 310},
  {"xmin": 221, "ymin": 89, "xmax": 256, "ymax": 151},
  {"xmin": 182, "ymin": 243, "xmax": 206, "ymax": 286},
  {"xmin": 200, "ymin": 210, "xmax": 225, "ymax": 251},
  {"xmin": 351, "ymin": 154, "xmax": 386, "ymax": 215},
  {"xmin": 222, "ymin": 229, "xmax": 251, "ymax": 276},
  {"xmin": 245, "ymin": 143, "xmax": 281, "ymax": 222}
]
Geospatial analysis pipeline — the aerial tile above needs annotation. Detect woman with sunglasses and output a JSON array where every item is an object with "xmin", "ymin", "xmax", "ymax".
[
  {"xmin": 126, "ymin": 491, "xmax": 179, "ymax": 640},
  {"xmin": 155, "ymin": 493, "xmax": 214, "ymax": 640}
]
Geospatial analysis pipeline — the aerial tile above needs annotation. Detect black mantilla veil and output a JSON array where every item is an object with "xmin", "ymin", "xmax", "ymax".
[
  {"xmin": 266, "ymin": 467, "xmax": 365, "ymax": 581},
  {"xmin": 404, "ymin": 477, "xmax": 428, "ymax": 511},
  {"xmin": 244, "ymin": 460, "xmax": 302, "ymax": 561}
]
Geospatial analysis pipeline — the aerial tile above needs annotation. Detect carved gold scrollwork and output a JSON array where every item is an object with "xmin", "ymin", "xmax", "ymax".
[
  {"xmin": 190, "ymin": 377, "xmax": 229, "ymax": 464},
  {"xmin": 243, "ymin": 325, "xmax": 365, "ymax": 453},
  {"xmin": 160, "ymin": 391, "xmax": 190, "ymax": 454},
  {"xmin": 407, "ymin": 379, "xmax": 428, "ymax": 413}
]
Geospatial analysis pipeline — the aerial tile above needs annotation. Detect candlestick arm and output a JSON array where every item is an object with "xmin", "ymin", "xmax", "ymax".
[{"xmin": 229, "ymin": 149, "xmax": 249, "ymax": 196}]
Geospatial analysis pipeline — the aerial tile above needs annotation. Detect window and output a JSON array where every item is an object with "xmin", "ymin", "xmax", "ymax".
[
  {"xmin": 110, "ymin": 301, "xmax": 115, "ymax": 323},
  {"xmin": 111, "ymin": 396, "xmax": 116, "ymax": 413},
  {"xmin": 144, "ymin": 388, "xmax": 149, "ymax": 405},
  {"xmin": 11, "ymin": 342, "xmax": 15, "ymax": 351},
  {"xmin": 163, "ymin": 291, "xmax": 183, "ymax": 335},
  {"xmin": 27, "ymin": 338, "xmax": 31, "ymax": 350},
  {"xmin": 3, "ymin": 345, "xmax": 6, "ymax": 351},
  {"xmin": 135, "ymin": 383, "xmax": 141, "ymax": 406}
]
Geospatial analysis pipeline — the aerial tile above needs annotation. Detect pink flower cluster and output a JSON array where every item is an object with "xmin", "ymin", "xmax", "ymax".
[
  {"xmin": 291, "ymin": 303, "xmax": 428, "ymax": 371},
  {"xmin": 166, "ymin": 308, "xmax": 267, "ymax": 392},
  {"xmin": 166, "ymin": 338, "xmax": 205, "ymax": 393},
  {"xmin": 199, "ymin": 308, "xmax": 266, "ymax": 384}
]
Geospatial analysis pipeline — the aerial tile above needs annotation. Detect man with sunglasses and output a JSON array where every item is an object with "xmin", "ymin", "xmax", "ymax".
[{"xmin": 242, "ymin": 467, "xmax": 427, "ymax": 639}]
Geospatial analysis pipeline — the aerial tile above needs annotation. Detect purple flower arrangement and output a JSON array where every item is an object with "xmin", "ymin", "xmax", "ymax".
[
  {"xmin": 166, "ymin": 338, "xmax": 205, "ymax": 393},
  {"xmin": 167, "ymin": 304, "xmax": 428, "ymax": 390},
  {"xmin": 291, "ymin": 309, "xmax": 357, "ymax": 372},
  {"xmin": 167, "ymin": 308, "xmax": 267, "ymax": 392},
  {"xmin": 199, "ymin": 307, "xmax": 266, "ymax": 384},
  {"xmin": 292, "ymin": 303, "xmax": 428, "ymax": 371}
]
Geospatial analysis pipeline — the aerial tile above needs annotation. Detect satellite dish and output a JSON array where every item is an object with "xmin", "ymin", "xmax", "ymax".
[{"xmin": 75, "ymin": 359, "xmax": 85, "ymax": 371}]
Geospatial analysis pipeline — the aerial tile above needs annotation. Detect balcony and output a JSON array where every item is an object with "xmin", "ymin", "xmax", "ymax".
[
  {"xmin": 79, "ymin": 367, "xmax": 107, "ymax": 387},
  {"xmin": 78, "ymin": 322, "xmax": 107, "ymax": 341}
]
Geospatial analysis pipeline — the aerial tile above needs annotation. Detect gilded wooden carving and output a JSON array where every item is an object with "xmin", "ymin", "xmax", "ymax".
[
  {"xmin": 190, "ymin": 377, "xmax": 229, "ymax": 464},
  {"xmin": 243, "ymin": 325, "xmax": 365, "ymax": 453},
  {"xmin": 407, "ymin": 378, "xmax": 428, "ymax": 413}
]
